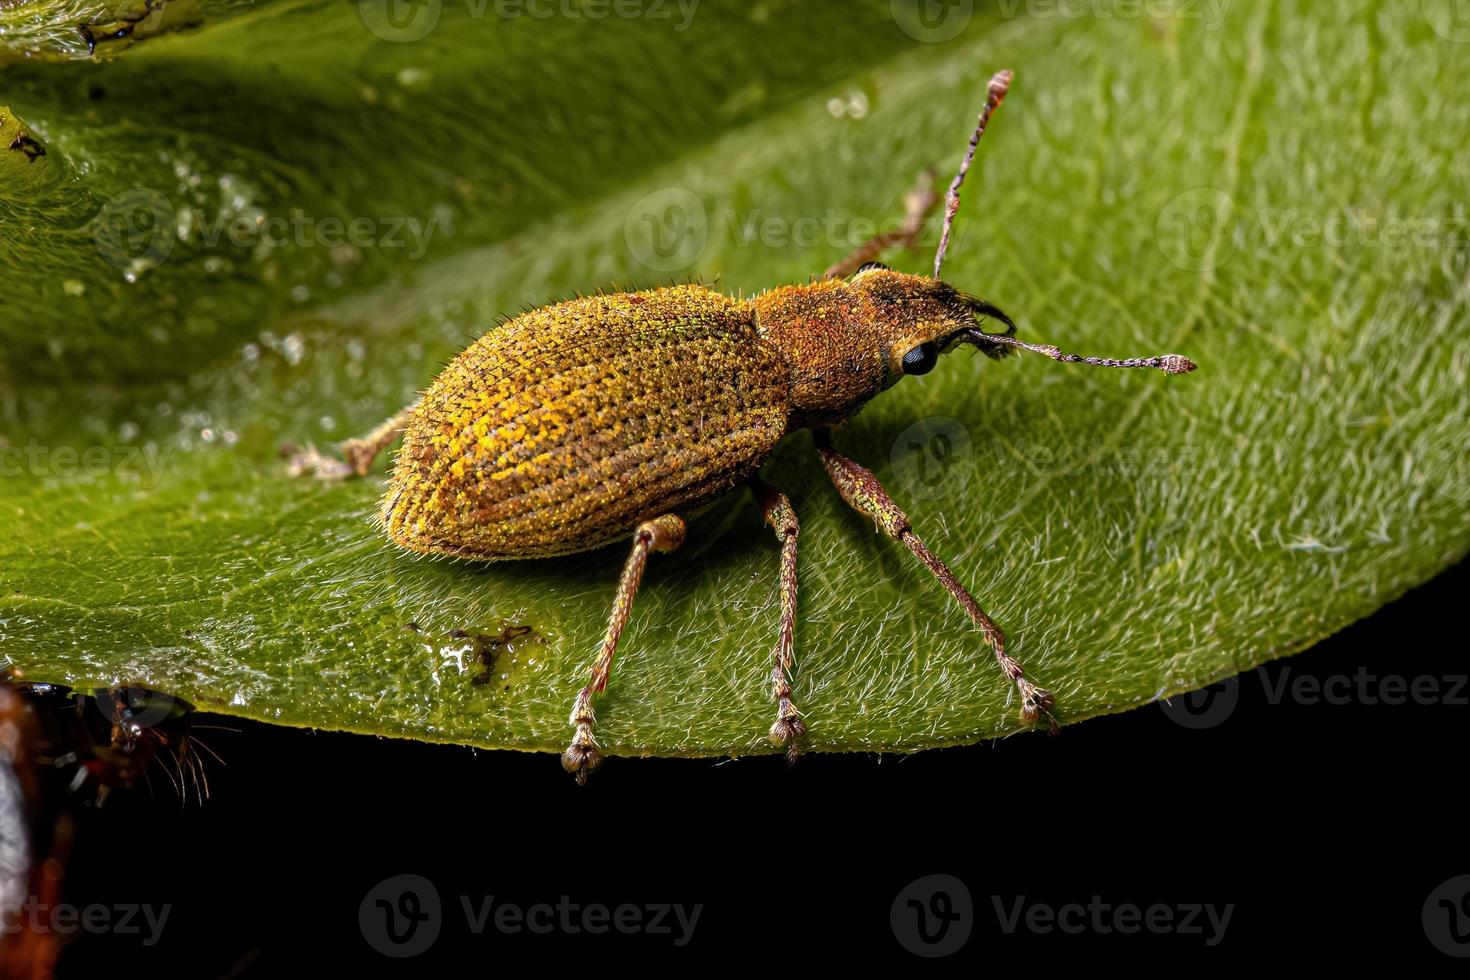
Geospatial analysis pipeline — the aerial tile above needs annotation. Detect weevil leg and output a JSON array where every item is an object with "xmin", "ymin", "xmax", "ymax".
[
  {"xmin": 821, "ymin": 169, "xmax": 940, "ymax": 280},
  {"xmin": 284, "ymin": 400, "xmax": 419, "ymax": 480},
  {"xmin": 751, "ymin": 477, "xmax": 805, "ymax": 763},
  {"xmin": 563, "ymin": 513, "xmax": 686, "ymax": 784},
  {"xmin": 813, "ymin": 432, "xmax": 1059, "ymax": 735}
]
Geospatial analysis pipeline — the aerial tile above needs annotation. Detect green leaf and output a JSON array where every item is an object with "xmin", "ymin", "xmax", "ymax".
[{"xmin": 2, "ymin": 1, "xmax": 1467, "ymax": 759}]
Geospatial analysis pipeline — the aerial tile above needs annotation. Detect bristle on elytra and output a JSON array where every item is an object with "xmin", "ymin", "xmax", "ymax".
[{"xmin": 934, "ymin": 69, "xmax": 1013, "ymax": 279}]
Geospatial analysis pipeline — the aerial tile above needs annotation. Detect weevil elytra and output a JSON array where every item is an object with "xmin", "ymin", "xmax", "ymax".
[{"xmin": 292, "ymin": 70, "xmax": 1196, "ymax": 783}]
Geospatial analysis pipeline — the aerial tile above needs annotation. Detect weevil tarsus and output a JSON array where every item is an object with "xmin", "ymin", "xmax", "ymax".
[
  {"xmin": 752, "ymin": 476, "xmax": 805, "ymax": 762},
  {"xmin": 814, "ymin": 432, "xmax": 1059, "ymax": 736},
  {"xmin": 562, "ymin": 513, "xmax": 686, "ymax": 784}
]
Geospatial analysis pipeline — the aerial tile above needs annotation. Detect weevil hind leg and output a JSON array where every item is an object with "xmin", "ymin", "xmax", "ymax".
[
  {"xmin": 563, "ymin": 513, "xmax": 687, "ymax": 785},
  {"xmin": 813, "ymin": 432, "xmax": 1059, "ymax": 735},
  {"xmin": 821, "ymin": 169, "xmax": 940, "ymax": 280},
  {"xmin": 751, "ymin": 477, "xmax": 805, "ymax": 763},
  {"xmin": 284, "ymin": 400, "xmax": 419, "ymax": 480}
]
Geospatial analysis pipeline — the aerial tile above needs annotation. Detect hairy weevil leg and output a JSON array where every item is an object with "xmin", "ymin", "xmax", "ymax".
[
  {"xmin": 813, "ymin": 432, "xmax": 1059, "ymax": 735},
  {"xmin": 751, "ymin": 477, "xmax": 805, "ymax": 762},
  {"xmin": 284, "ymin": 400, "xmax": 419, "ymax": 480},
  {"xmin": 822, "ymin": 169, "xmax": 940, "ymax": 280},
  {"xmin": 563, "ymin": 513, "xmax": 686, "ymax": 784}
]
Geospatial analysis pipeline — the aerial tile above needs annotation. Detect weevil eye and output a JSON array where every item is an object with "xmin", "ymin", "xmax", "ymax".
[
  {"xmin": 856, "ymin": 261, "xmax": 889, "ymax": 274},
  {"xmin": 901, "ymin": 342, "xmax": 939, "ymax": 376}
]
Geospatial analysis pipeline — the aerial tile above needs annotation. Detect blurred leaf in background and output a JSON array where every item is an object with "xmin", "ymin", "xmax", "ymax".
[{"xmin": 1, "ymin": 0, "xmax": 1466, "ymax": 759}]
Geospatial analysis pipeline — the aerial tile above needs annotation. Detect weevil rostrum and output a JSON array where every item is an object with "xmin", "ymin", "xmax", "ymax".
[{"xmin": 292, "ymin": 71, "xmax": 1196, "ymax": 783}]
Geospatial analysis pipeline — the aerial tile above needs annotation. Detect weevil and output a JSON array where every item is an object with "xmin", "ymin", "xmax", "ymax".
[{"xmin": 292, "ymin": 70, "xmax": 1196, "ymax": 783}]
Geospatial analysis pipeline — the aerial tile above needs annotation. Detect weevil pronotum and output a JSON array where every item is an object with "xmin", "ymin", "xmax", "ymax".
[{"xmin": 292, "ymin": 70, "xmax": 1196, "ymax": 783}]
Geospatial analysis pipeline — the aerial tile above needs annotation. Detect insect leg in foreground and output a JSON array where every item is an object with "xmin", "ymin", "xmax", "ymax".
[
  {"xmin": 822, "ymin": 169, "xmax": 940, "ymax": 280},
  {"xmin": 286, "ymin": 400, "xmax": 419, "ymax": 479},
  {"xmin": 751, "ymin": 477, "xmax": 805, "ymax": 762},
  {"xmin": 814, "ymin": 431, "xmax": 1059, "ymax": 734},
  {"xmin": 563, "ymin": 513, "xmax": 686, "ymax": 784}
]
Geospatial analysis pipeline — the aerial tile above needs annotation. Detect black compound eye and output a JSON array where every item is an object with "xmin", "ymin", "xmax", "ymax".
[
  {"xmin": 856, "ymin": 261, "xmax": 889, "ymax": 274},
  {"xmin": 901, "ymin": 342, "xmax": 939, "ymax": 376}
]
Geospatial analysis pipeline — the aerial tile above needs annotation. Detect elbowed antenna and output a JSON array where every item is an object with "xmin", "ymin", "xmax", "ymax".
[
  {"xmin": 966, "ymin": 328, "xmax": 1198, "ymax": 375},
  {"xmin": 933, "ymin": 68, "xmax": 1013, "ymax": 280}
]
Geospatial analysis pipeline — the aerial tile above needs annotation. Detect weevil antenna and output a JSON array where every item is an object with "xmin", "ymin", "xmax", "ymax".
[
  {"xmin": 934, "ymin": 68, "xmax": 1012, "ymax": 280},
  {"xmin": 966, "ymin": 328, "xmax": 1198, "ymax": 375}
]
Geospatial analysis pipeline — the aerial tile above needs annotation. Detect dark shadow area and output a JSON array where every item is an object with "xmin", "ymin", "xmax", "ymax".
[{"xmin": 26, "ymin": 556, "xmax": 1467, "ymax": 971}]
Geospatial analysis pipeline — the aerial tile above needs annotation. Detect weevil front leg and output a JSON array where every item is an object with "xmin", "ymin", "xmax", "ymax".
[
  {"xmin": 563, "ymin": 513, "xmax": 687, "ymax": 784},
  {"xmin": 751, "ymin": 477, "xmax": 805, "ymax": 762},
  {"xmin": 285, "ymin": 400, "xmax": 419, "ymax": 480},
  {"xmin": 814, "ymin": 432, "xmax": 1059, "ymax": 734},
  {"xmin": 821, "ymin": 169, "xmax": 940, "ymax": 280}
]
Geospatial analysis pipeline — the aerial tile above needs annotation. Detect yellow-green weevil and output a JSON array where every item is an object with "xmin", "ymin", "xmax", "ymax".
[{"xmin": 293, "ymin": 70, "xmax": 1196, "ymax": 783}]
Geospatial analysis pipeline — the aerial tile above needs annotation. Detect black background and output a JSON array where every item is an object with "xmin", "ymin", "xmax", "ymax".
[{"xmin": 41, "ymin": 555, "xmax": 1470, "ymax": 972}]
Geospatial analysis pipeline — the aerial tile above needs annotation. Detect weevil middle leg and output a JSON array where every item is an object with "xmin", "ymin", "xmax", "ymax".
[
  {"xmin": 814, "ymin": 431, "xmax": 1059, "ymax": 734},
  {"xmin": 751, "ymin": 476, "xmax": 805, "ymax": 762},
  {"xmin": 563, "ymin": 513, "xmax": 686, "ymax": 784}
]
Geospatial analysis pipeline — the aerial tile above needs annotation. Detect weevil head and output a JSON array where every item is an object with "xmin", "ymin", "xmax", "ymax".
[
  {"xmin": 752, "ymin": 264, "xmax": 1015, "ymax": 428},
  {"xmin": 847, "ymin": 263, "xmax": 1017, "ymax": 375}
]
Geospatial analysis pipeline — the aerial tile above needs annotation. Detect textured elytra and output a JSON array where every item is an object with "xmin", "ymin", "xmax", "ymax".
[{"xmin": 386, "ymin": 285, "xmax": 791, "ymax": 558}]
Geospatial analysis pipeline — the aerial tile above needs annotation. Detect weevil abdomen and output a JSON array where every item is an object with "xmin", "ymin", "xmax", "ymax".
[{"xmin": 383, "ymin": 284, "xmax": 792, "ymax": 559}]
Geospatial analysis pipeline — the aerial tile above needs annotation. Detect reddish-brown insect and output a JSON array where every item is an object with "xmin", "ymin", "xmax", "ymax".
[{"xmin": 293, "ymin": 70, "xmax": 1196, "ymax": 782}]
